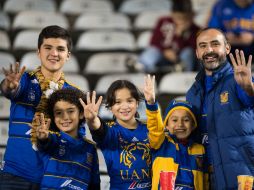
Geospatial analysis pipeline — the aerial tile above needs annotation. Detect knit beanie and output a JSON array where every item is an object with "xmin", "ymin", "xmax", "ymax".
[{"xmin": 163, "ymin": 100, "xmax": 197, "ymax": 128}]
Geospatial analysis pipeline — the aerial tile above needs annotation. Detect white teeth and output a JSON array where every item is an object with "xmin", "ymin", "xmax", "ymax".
[{"xmin": 62, "ymin": 123, "xmax": 69, "ymax": 127}]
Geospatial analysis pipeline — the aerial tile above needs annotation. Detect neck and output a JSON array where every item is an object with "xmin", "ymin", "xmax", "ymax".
[
  {"xmin": 41, "ymin": 67, "xmax": 62, "ymax": 81},
  {"xmin": 117, "ymin": 118, "xmax": 137, "ymax": 130},
  {"xmin": 179, "ymin": 138, "xmax": 188, "ymax": 145}
]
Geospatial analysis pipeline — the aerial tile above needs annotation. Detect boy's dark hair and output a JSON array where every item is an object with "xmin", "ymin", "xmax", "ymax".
[
  {"xmin": 47, "ymin": 88, "xmax": 86, "ymax": 131},
  {"xmin": 172, "ymin": 0, "xmax": 193, "ymax": 13},
  {"xmin": 38, "ymin": 25, "xmax": 72, "ymax": 52},
  {"xmin": 105, "ymin": 80, "xmax": 143, "ymax": 109}
]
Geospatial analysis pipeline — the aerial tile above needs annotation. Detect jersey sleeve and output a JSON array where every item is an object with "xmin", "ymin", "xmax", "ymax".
[{"xmin": 145, "ymin": 101, "xmax": 165, "ymax": 149}]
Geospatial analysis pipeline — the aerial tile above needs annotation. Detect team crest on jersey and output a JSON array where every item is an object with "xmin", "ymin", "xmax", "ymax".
[
  {"xmin": 28, "ymin": 89, "xmax": 36, "ymax": 102},
  {"xmin": 59, "ymin": 144, "xmax": 66, "ymax": 156},
  {"xmin": 120, "ymin": 139, "xmax": 151, "ymax": 168},
  {"xmin": 220, "ymin": 91, "xmax": 229, "ymax": 104}
]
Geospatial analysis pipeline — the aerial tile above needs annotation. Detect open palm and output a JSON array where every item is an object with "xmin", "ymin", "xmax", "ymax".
[
  {"xmin": 229, "ymin": 49, "xmax": 253, "ymax": 91},
  {"xmin": 80, "ymin": 91, "xmax": 103, "ymax": 122},
  {"xmin": 2, "ymin": 62, "xmax": 26, "ymax": 89}
]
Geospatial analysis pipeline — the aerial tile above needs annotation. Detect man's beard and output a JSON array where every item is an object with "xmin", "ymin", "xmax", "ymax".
[{"xmin": 199, "ymin": 52, "xmax": 227, "ymax": 72}]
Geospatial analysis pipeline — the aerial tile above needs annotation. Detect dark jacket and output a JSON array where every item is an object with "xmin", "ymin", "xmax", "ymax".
[{"xmin": 186, "ymin": 62, "xmax": 254, "ymax": 189}]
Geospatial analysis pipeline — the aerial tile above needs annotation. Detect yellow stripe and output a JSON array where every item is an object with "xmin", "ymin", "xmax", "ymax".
[{"xmin": 50, "ymin": 158, "xmax": 91, "ymax": 171}]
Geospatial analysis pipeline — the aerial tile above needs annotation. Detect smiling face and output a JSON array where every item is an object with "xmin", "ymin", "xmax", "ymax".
[
  {"xmin": 38, "ymin": 38, "xmax": 70, "ymax": 78},
  {"xmin": 110, "ymin": 88, "xmax": 138, "ymax": 126},
  {"xmin": 166, "ymin": 109, "xmax": 195, "ymax": 140},
  {"xmin": 196, "ymin": 29, "xmax": 231, "ymax": 75},
  {"xmin": 53, "ymin": 100, "xmax": 83, "ymax": 138}
]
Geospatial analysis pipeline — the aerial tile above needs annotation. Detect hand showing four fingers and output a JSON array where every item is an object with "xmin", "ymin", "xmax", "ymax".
[
  {"xmin": 79, "ymin": 91, "xmax": 103, "ymax": 123},
  {"xmin": 2, "ymin": 62, "xmax": 26, "ymax": 90},
  {"xmin": 229, "ymin": 49, "xmax": 253, "ymax": 95}
]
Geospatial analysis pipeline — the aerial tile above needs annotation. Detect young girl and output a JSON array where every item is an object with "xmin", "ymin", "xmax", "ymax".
[
  {"xmin": 34, "ymin": 88, "xmax": 100, "ymax": 190},
  {"xmin": 144, "ymin": 75, "xmax": 209, "ymax": 190},
  {"xmin": 80, "ymin": 80, "xmax": 152, "ymax": 190}
]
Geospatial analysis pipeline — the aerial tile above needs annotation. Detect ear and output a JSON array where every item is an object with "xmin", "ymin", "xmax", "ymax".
[
  {"xmin": 195, "ymin": 49, "xmax": 200, "ymax": 59},
  {"xmin": 225, "ymin": 42, "xmax": 231, "ymax": 55},
  {"xmin": 67, "ymin": 52, "xmax": 71, "ymax": 60},
  {"xmin": 37, "ymin": 49, "xmax": 40, "ymax": 57}
]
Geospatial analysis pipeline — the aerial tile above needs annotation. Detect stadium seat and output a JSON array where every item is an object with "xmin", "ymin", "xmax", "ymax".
[
  {"xmin": 3, "ymin": 0, "xmax": 56, "ymax": 14},
  {"xmin": 95, "ymin": 73, "xmax": 146, "ymax": 95},
  {"xmin": 13, "ymin": 30, "xmax": 40, "ymax": 50},
  {"xmin": 12, "ymin": 11, "xmax": 69, "ymax": 31},
  {"xmin": 158, "ymin": 72, "xmax": 197, "ymax": 112},
  {"xmin": 0, "ymin": 30, "xmax": 11, "ymax": 50},
  {"xmin": 84, "ymin": 52, "xmax": 138, "ymax": 74},
  {"xmin": 60, "ymin": 0, "xmax": 113, "ymax": 16},
  {"xmin": 76, "ymin": 30, "xmax": 136, "ymax": 51},
  {"xmin": 64, "ymin": 74, "xmax": 90, "ymax": 92},
  {"xmin": 74, "ymin": 12, "xmax": 131, "ymax": 31},
  {"xmin": 119, "ymin": 0, "xmax": 171, "ymax": 16},
  {"xmin": 0, "ymin": 121, "xmax": 8, "ymax": 146},
  {"xmin": 133, "ymin": 11, "xmax": 168, "ymax": 30},
  {"xmin": 0, "ymin": 96, "xmax": 10, "ymax": 119},
  {"xmin": 136, "ymin": 30, "xmax": 152, "ymax": 50},
  {"xmin": 0, "ymin": 52, "xmax": 16, "ymax": 68},
  {"xmin": 0, "ymin": 11, "xmax": 10, "ymax": 30}
]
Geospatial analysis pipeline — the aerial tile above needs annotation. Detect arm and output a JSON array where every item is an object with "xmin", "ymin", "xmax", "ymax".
[
  {"xmin": 0, "ymin": 62, "xmax": 26, "ymax": 98},
  {"xmin": 144, "ymin": 75, "xmax": 165, "ymax": 149}
]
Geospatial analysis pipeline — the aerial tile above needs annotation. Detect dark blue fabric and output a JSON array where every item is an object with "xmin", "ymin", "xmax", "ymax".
[{"xmin": 187, "ymin": 62, "xmax": 254, "ymax": 189}]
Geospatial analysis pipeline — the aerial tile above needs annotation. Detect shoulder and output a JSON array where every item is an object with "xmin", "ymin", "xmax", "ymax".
[
  {"xmin": 63, "ymin": 80, "xmax": 81, "ymax": 90},
  {"xmin": 190, "ymin": 142, "xmax": 205, "ymax": 154}
]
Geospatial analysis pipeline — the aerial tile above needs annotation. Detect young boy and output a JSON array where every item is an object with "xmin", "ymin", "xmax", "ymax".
[
  {"xmin": 0, "ymin": 25, "xmax": 77, "ymax": 189},
  {"xmin": 34, "ymin": 88, "xmax": 100, "ymax": 190},
  {"xmin": 144, "ymin": 75, "xmax": 209, "ymax": 190}
]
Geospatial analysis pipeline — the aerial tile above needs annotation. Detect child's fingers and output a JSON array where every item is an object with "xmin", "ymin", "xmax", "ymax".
[
  {"xmin": 40, "ymin": 113, "xmax": 45, "ymax": 126},
  {"xmin": 96, "ymin": 96, "xmax": 103, "ymax": 108},
  {"xmin": 86, "ymin": 91, "xmax": 91, "ymax": 104},
  {"xmin": 92, "ymin": 91, "xmax": 96, "ymax": 104},
  {"xmin": 46, "ymin": 119, "xmax": 51, "ymax": 130},
  {"xmin": 79, "ymin": 98, "xmax": 86, "ymax": 108}
]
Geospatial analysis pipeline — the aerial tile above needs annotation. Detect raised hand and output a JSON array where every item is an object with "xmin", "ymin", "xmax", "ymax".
[
  {"xmin": 2, "ymin": 62, "xmax": 26, "ymax": 90},
  {"xmin": 144, "ymin": 75, "xmax": 156, "ymax": 104},
  {"xmin": 229, "ymin": 49, "xmax": 254, "ymax": 96},
  {"xmin": 79, "ymin": 91, "xmax": 103, "ymax": 129},
  {"xmin": 34, "ymin": 113, "xmax": 50, "ymax": 140}
]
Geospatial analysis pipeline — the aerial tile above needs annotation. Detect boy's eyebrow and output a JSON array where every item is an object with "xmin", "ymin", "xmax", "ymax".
[
  {"xmin": 54, "ymin": 107, "xmax": 76, "ymax": 112},
  {"xmin": 42, "ymin": 44, "xmax": 67, "ymax": 49}
]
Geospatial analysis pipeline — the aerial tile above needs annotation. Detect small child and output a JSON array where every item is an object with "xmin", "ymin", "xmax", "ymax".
[
  {"xmin": 144, "ymin": 75, "xmax": 209, "ymax": 190},
  {"xmin": 80, "ymin": 80, "xmax": 152, "ymax": 190},
  {"xmin": 34, "ymin": 88, "xmax": 100, "ymax": 190}
]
